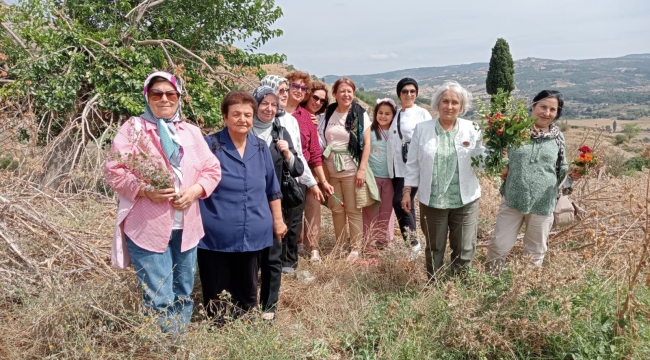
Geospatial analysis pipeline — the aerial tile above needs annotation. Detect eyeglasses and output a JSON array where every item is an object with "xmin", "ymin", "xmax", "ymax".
[
  {"xmin": 311, "ymin": 94, "xmax": 326, "ymax": 104},
  {"xmin": 277, "ymin": 88, "xmax": 289, "ymax": 95},
  {"xmin": 290, "ymin": 82, "xmax": 308, "ymax": 93},
  {"xmin": 401, "ymin": 89, "xmax": 417, "ymax": 96},
  {"xmin": 149, "ymin": 89, "xmax": 180, "ymax": 102}
]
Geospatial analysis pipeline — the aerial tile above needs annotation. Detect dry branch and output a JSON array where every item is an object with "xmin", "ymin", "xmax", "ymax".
[{"xmin": 84, "ymin": 38, "xmax": 135, "ymax": 72}]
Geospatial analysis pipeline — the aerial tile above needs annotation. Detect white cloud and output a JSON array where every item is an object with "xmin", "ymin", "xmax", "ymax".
[{"xmin": 369, "ymin": 52, "xmax": 398, "ymax": 60}]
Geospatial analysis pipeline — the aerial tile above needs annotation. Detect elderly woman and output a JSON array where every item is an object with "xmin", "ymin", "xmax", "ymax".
[
  {"xmin": 299, "ymin": 80, "xmax": 331, "ymax": 262},
  {"xmin": 401, "ymin": 81, "xmax": 484, "ymax": 277},
  {"xmin": 105, "ymin": 71, "xmax": 221, "ymax": 333},
  {"xmin": 282, "ymin": 71, "xmax": 333, "ymax": 268},
  {"xmin": 198, "ymin": 91, "xmax": 287, "ymax": 324},
  {"xmin": 387, "ymin": 78, "xmax": 432, "ymax": 251},
  {"xmin": 250, "ymin": 85, "xmax": 304, "ymax": 321},
  {"xmin": 486, "ymin": 90, "xmax": 580, "ymax": 270},
  {"xmin": 321, "ymin": 77, "xmax": 374, "ymax": 263}
]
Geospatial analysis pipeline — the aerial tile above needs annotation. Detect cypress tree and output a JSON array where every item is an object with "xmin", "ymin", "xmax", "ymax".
[
  {"xmin": 613, "ymin": 120, "xmax": 617, "ymax": 132},
  {"xmin": 486, "ymin": 38, "xmax": 515, "ymax": 96}
]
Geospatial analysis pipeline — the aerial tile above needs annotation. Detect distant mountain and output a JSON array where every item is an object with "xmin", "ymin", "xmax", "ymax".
[{"xmin": 324, "ymin": 54, "xmax": 650, "ymax": 105}]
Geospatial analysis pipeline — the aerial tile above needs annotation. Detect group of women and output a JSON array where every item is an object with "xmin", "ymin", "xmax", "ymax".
[{"xmin": 105, "ymin": 70, "xmax": 580, "ymax": 333}]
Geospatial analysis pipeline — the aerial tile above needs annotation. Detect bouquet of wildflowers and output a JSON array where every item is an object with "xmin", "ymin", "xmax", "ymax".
[
  {"xmin": 572, "ymin": 145, "xmax": 602, "ymax": 175},
  {"xmin": 472, "ymin": 89, "xmax": 536, "ymax": 178},
  {"xmin": 106, "ymin": 124, "xmax": 175, "ymax": 192}
]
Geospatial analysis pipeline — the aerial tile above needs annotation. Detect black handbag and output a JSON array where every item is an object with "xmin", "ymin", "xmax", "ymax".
[
  {"xmin": 276, "ymin": 127, "xmax": 305, "ymax": 209},
  {"xmin": 397, "ymin": 112, "xmax": 409, "ymax": 163}
]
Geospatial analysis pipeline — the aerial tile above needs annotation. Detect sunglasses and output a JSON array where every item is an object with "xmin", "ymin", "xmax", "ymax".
[
  {"xmin": 277, "ymin": 88, "xmax": 289, "ymax": 95},
  {"xmin": 311, "ymin": 94, "xmax": 326, "ymax": 104},
  {"xmin": 401, "ymin": 89, "xmax": 417, "ymax": 95},
  {"xmin": 149, "ymin": 89, "xmax": 180, "ymax": 102},
  {"xmin": 290, "ymin": 82, "xmax": 308, "ymax": 93}
]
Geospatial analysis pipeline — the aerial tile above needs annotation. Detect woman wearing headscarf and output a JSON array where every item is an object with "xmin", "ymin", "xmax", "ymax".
[
  {"xmin": 198, "ymin": 91, "xmax": 287, "ymax": 325},
  {"xmin": 320, "ymin": 77, "xmax": 375, "ymax": 263},
  {"xmin": 486, "ymin": 90, "xmax": 581, "ymax": 270},
  {"xmin": 250, "ymin": 85, "xmax": 304, "ymax": 321},
  {"xmin": 401, "ymin": 81, "xmax": 484, "ymax": 277},
  {"xmin": 387, "ymin": 78, "xmax": 432, "ymax": 251},
  {"xmin": 105, "ymin": 71, "xmax": 221, "ymax": 333}
]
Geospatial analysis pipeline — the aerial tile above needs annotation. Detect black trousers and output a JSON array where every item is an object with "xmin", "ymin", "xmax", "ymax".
[
  {"xmin": 281, "ymin": 184, "xmax": 306, "ymax": 269},
  {"xmin": 392, "ymin": 177, "xmax": 418, "ymax": 240},
  {"xmin": 197, "ymin": 248, "xmax": 260, "ymax": 322},
  {"xmin": 260, "ymin": 236, "xmax": 282, "ymax": 313}
]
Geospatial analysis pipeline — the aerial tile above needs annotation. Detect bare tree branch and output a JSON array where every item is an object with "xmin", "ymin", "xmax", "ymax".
[
  {"xmin": 1, "ymin": 22, "xmax": 27, "ymax": 50},
  {"xmin": 85, "ymin": 38, "xmax": 134, "ymax": 72}
]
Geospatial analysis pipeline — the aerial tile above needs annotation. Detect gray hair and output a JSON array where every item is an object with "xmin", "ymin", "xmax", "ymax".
[{"xmin": 430, "ymin": 81, "xmax": 473, "ymax": 116}]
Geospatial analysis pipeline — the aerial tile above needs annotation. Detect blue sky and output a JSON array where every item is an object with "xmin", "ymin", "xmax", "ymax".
[{"xmin": 6, "ymin": 0, "xmax": 650, "ymax": 77}]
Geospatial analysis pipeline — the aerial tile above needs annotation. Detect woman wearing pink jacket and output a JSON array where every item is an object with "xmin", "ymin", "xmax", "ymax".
[{"xmin": 105, "ymin": 71, "xmax": 221, "ymax": 333}]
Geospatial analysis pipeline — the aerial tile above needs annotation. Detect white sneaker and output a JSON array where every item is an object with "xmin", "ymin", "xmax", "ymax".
[
  {"xmin": 409, "ymin": 241, "xmax": 421, "ymax": 261},
  {"xmin": 309, "ymin": 250, "xmax": 321, "ymax": 263}
]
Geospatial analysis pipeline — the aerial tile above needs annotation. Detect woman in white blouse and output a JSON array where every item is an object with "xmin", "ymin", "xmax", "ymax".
[
  {"xmin": 401, "ymin": 81, "xmax": 485, "ymax": 278},
  {"xmin": 387, "ymin": 78, "xmax": 432, "ymax": 251}
]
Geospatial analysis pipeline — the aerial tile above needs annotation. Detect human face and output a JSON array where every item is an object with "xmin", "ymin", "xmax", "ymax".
[
  {"xmin": 335, "ymin": 84, "xmax": 354, "ymax": 108},
  {"xmin": 276, "ymin": 83, "xmax": 289, "ymax": 109},
  {"xmin": 257, "ymin": 94, "xmax": 278, "ymax": 123},
  {"xmin": 375, "ymin": 104, "xmax": 394, "ymax": 129},
  {"xmin": 399, "ymin": 84, "xmax": 417, "ymax": 109},
  {"xmin": 148, "ymin": 80, "xmax": 179, "ymax": 119},
  {"xmin": 306, "ymin": 89, "xmax": 326, "ymax": 114},
  {"xmin": 288, "ymin": 79, "xmax": 306, "ymax": 104},
  {"xmin": 224, "ymin": 103, "xmax": 254, "ymax": 135},
  {"xmin": 531, "ymin": 97, "xmax": 559, "ymax": 130},
  {"xmin": 437, "ymin": 90, "xmax": 461, "ymax": 123}
]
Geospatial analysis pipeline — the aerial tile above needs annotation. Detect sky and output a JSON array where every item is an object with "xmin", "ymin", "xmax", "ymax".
[
  {"xmin": 6, "ymin": 0, "xmax": 649, "ymax": 77},
  {"xmin": 248, "ymin": 0, "xmax": 650, "ymax": 77}
]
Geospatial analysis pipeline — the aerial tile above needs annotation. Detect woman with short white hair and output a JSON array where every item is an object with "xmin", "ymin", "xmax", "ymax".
[{"xmin": 401, "ymin": 81, "xmax": 485, "ymax": 278}]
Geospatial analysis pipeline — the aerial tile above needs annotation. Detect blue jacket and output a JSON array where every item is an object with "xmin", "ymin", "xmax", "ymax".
[{"xmin": 199, "ymin": 129, "xmax": 282, "ymax": 252}]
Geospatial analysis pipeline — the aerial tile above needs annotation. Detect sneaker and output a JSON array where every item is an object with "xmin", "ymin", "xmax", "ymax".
[
  {"xmin": 309, "ymin": 250, "xmax": 321, "ymax": 263},
  {"xmin": 262, "ymin": 312, "xmax": 275, "ymax": 321},
  {"xmin": 409, "ymin": 240, "xmax": 421, "ymax": 261},
  {"xmin": 281, "ymin": 267, "xmax": 295, "ymax": 274},
  {"xmin": 346, "ymin": 251, "xmax": 360, "ymax": 263},
  {"xmin": 297, "ymin": 243, "xmax": 307, "ymax": 257}
]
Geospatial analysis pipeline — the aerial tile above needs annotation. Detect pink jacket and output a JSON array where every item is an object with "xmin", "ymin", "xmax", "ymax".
[{"xmin": 105, "ymin": 117, "xmax": 220, "ymax": 268}]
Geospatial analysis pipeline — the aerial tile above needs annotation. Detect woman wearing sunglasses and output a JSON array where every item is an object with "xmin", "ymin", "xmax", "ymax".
[
  {"xmin": 387, "ymin": 78, "xmax": 432, "ymax": 253},
  {"xmin": 280, "ymin": 71, "xmax": 333, "ymax": 270},
  {"xmin": 298, "ymin": 81, "xmax": 330, "ymax": 262},
  {"xmin": 105, "ymin": 71, "xmax": 221, "ymax": 333}
]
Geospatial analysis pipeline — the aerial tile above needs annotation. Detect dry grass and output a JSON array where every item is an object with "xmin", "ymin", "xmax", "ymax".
[{"xmin": 2, "ymin": 129, "xmax": 650, "ymax": 359}]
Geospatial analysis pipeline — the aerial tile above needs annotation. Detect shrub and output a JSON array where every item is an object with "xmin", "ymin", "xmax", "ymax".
[
  {"xmin": 601, "ymin": 149, "xmax": 628, "ymax": 177},
  {"xmin": 624, "ymin": 156, "xmax": 650, "ymax": 172},
  {"xmin": 559, "ymin": 120, "xmax": 570, "ymax": 132},
  {"xmin": 615, "ymin": 134, "xmax": 628, "ymax": 145}
]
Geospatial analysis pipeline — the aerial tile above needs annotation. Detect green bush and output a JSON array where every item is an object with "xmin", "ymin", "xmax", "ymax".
[
  {"xmin": 601, "ymin": 149, "xmax": 628, "ymax": 177},
  {"xmin": 614, "ymin": 134, "xmax": 628, "ymax": 145},
  {"xmin": 624, "ymin": 156, "xmax": 650, "ymax": 172}
]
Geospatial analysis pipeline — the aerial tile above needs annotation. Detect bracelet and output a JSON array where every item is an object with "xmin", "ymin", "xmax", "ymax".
[
  {"xmin": 402, "ymin": 187, "xmax": 412, "ymax": 195},
  {"xmin": 318, "ymin": 180, "xmax": 328, "ymax": 185}
]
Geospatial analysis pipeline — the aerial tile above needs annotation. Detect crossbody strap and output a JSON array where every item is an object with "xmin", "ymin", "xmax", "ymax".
[
  {"xmin": 397, "ymin": 111, "xmax": 403, "ymax": 141},
  {"xmin": 378, "ymin": 127, "xmax": 388, "ymax": 142}
]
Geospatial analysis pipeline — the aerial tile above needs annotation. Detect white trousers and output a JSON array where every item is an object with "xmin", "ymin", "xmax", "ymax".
[{"xmin": 486, "ymin": 198, "xmax": 554, "ymax": 268}]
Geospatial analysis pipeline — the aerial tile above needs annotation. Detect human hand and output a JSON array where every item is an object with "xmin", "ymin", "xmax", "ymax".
[
  {"xmin": 401, "ymin": 193, "xmax": 412, "ymax": 214},
  {"xmin": 276, "ymin": 139, "xmax": 291, "ymax": 160},
  {"xmin": 500, "ymin": 166, "xmax": 509, "ymax": 181},
  {"xmin": 310, "ymin": 114, "xmax": 318, "ymax": 126},
  {"xmin": 172, "ymin": 184, "xmax": 204, "ymax": 210},
  {"xmin": 309, "ymin": 185, "xmax": 325, "ymax": 203},
  {"xmin": 273, "ymin": 219, "xmax": 288, "ymax": 242},
  {"xmin": 355, "ymin": 169, "xmax": 366, "ymax": 188},
  {"xmin": 319, "ymin": 180, "xmax": 334, "ymax": 196},
  {"xmin": 569, "ymin": 167, "xmax": 583, "ymax": 181},
  {"xmin": 142, "ymin": 188, "xmax": 176, "ymax": 203}
]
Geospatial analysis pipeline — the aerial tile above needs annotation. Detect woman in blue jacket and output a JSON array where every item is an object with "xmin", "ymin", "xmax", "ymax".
[{"xmin": 199, "ymin": 91, "xmax": 287, "ymax": 325}]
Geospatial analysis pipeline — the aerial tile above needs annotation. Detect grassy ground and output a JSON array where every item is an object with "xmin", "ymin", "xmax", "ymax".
[{"xmin": 1, "ymin": 129, "xmax": 650, "ymax": 359}]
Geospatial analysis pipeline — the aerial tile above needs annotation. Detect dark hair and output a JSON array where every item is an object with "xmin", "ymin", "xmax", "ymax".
[
  {"xmin": 332, "ymin": 77, "xmax": 356, "ymax": 94},
  {"xmin": 221, "ymin": 90, "xmax": 257, "ymax": 118},
  {"xmin": 300, "ymin": 81, "xmax": 330, "ymax": 115},
  {"xmin": 371, "ymin": 101, "xmax": 396, "ymax": 140},
  {"xmin": 532, "ymin": 90, "xmax": 564, "ymax": 120}
]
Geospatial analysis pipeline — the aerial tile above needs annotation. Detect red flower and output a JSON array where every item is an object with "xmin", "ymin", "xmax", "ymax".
[
  {"xmin": 494, "ymin": 113, "xmax": 503, "ymax": 120},
  {"xmin": 579, "ymin": 145, "xmax": 592, "ymax": 153},
  {"xmin": 497, "ymin": 129, "xmax": 504, "ymax": 135},
  {"xmin": 341, "ymin": 203, "xmax": 345, "ymax": 208}
]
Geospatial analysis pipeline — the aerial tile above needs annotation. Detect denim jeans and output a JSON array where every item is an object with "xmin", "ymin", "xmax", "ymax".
[{"xmin": 126, "ymin": 230, "xmax": 197, "ymax": 333}]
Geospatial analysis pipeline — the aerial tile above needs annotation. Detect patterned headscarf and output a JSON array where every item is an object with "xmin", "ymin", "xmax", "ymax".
[
  {"xmin": 141, "ymin": 71, "xmax": 183, "ymax": 178},
  {"xmin": 260, "ymin": 75, "xmax": 288, "ymax": 117}
]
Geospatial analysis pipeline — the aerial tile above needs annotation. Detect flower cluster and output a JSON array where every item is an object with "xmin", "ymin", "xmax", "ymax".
[
  {"xmin": 331, "ymin": 193, "xmax": 345, "ymax": 208},
  {"xmin": 573, "ymin": 145, "xmax": 602, "ymax": 175},
  {"xmin": 472, "ymin": 89, "xmax": 536, "ymax": 178},
  {"xmin": 107, "ymin": 150, "xmax": 175, "ymax": 191}
]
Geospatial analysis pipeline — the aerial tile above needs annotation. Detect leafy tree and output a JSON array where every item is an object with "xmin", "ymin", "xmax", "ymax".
[
  {"xmin": 615, "ymin": 134, "xmax": 627, "ymax": 145},
  {"xmin": 486, "ymin": 38, "xmax": 515, "ymax": 97},
  {"xmin": 0, "ymin": 0, "xmax": 285, "ymax": 188},
  {"xmin": 605, "ymin": 125, "xmax": 611, "ymax": 131},
  {"xmin": 623, "ymin": 123, "xmax": 641, "ymax": 140}
]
